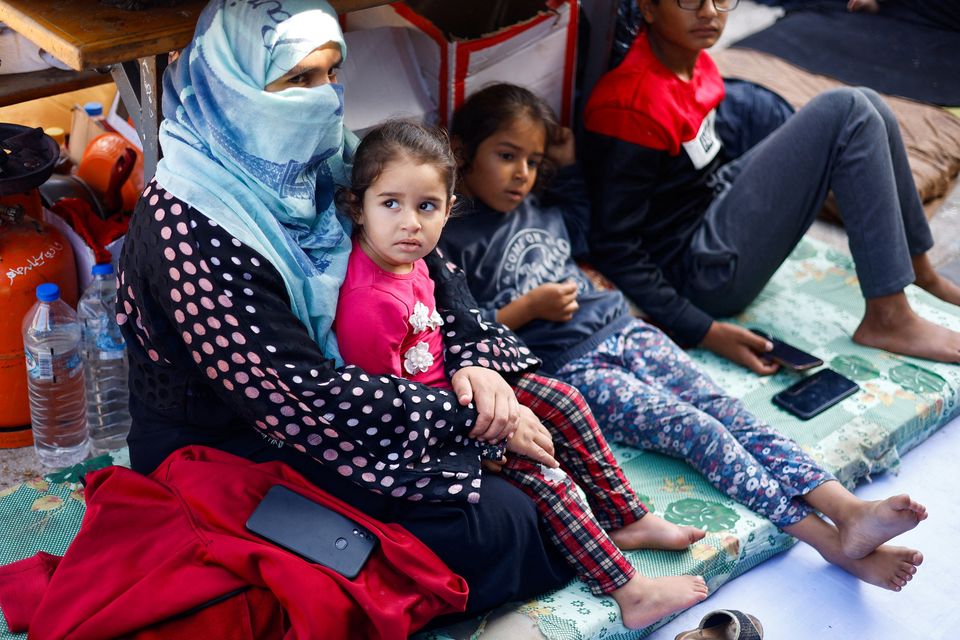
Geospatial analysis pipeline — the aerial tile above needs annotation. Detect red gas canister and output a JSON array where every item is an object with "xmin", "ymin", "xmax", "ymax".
[{"xmin": 0, "ymin": 124, "xmax": 79, "ymax": 446}]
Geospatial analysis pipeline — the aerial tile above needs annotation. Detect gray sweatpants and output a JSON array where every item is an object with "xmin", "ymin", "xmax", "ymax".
[{"xmin": 682, "ymin": 87, "xmax": 934, "ymax": 317}]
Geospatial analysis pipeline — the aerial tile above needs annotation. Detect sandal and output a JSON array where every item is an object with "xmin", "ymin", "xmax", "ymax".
[{"xmin": 674, "ymin": 609, "xmax": 763, "ymax": 640}]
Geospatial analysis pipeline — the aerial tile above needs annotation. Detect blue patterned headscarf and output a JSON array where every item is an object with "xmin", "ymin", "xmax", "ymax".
[{"xmin": 156, "ymin": 0, "xmax": 354, "ymax": 364}]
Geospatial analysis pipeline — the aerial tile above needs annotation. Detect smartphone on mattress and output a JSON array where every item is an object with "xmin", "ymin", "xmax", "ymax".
[
  {"xmin": 750, "ymin": 328, "xmax": 824, "ymax": 371},
  {"xmin": 246, "ymin": 485, "xmax": 378, "ymax": 579},
  {"xmin": 773, "ymin": 368, "xmax": 859, "ymax": 420}
]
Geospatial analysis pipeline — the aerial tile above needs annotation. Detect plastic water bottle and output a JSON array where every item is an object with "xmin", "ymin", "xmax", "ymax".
[
  {"xmin": 83, "ymin": 101, "xmax": 111, "ymax": 132},
  {"xmin": 77, "ymin": 263, "xmax": 130, "ymax": 454},
  {"xmin": 22, "ymin": 283, "xmax": 89, "ymax": 467}
]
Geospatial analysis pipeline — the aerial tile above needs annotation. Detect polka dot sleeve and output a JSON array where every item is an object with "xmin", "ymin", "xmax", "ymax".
[{"xmin": 118, "ymin": 182, "xmax": 488, "ymax": 503}]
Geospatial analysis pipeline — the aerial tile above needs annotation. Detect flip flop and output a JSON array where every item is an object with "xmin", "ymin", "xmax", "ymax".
[{"xmin": 674, "ymin": 609, "xmax": 763, "ymax": 640}]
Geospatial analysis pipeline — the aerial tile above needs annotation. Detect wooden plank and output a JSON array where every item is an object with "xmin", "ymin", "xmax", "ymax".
[
  {"xmin": 0, "ymin": 68, "xmax": 111, "ymax": 107},
  {"xmin": 0, "ymin": 0, "xmax": 206, "ymax": 71},
  {"xmin": 0, "ymin": 0, "xmax": 397, "ymax": 71}
]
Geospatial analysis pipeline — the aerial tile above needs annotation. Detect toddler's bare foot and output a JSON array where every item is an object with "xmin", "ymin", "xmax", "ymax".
[
  {"xmin": 838, "ymin": 494, "xmax": 927, "ymax": 559},
  {"xmin": 830, "ymin": 545, "xmax": 922, "ymax": 591},
  {"xmin": 609, "ymin": 514, "xmax": 705, "ymax": 551},
  {"xmin": 612, "ymin": 574, "xmax": 708, "ymax": 630},
  {"xmin": 854, "ymin": 296, "xmax": 960, "ymax": 363}
]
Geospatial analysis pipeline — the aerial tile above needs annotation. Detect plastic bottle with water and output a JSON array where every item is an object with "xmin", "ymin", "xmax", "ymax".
[
  {"xmin": 78, "ymin": 263, "xmax": 131, "ymax": 454},
  {"xmin": 22, "ymin": 283, "xmax": 89, "ymax": 467}
]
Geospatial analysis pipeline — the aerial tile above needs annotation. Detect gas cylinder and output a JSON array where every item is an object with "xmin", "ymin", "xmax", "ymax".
[{"xmin": 0, "ymin": 124, "xmax": 79, "ymax": 447}]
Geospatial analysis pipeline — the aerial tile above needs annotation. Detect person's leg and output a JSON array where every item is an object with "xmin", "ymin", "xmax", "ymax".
[
  {"xmin": 554, "ymin": 329, "xmax": 813, "ymax": 529},
  {"xmin": 497, "ymin": 455, "xmax": 636, "ymax": 595},
  {"xmin": 610, "ymin": 322, "xmax": 927, "ymax": 586},
  {"xmin": 622, "ymin": 321, "xmax": 928, "ymax": 553},
  {"xmin": 626, "ymin": 323, "xmax": 834, "ymax": 506},
  {"xmin": 498, "ymin": 455, "xmax": 708, "ymax": 630},
  {"xmin": 689, "ymin": 88, "xmax": 960, "ymax": 361},
  {"xmin": 513, "ymin": 373, "xmax": 646, "ymax": 529},
  {"xmin": 688, "ymin": 87, "xmax": 917, "ymax": 315},
  {"xmin": 513, "ymin": 373, "xmax": 705, "ymax": 551}
]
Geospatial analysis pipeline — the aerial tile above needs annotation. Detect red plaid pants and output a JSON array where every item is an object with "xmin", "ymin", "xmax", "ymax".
[{"xmin": 500, "ymin": 373, "xmax": 647, "ymax": 595}]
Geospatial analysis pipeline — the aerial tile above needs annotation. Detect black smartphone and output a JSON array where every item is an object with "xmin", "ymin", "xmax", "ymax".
[
  {"xmin": 246, "ymin": 485, "xmax": 378, "ymax": 579},
  {"xmin": 773, "ymin": 369, "xmax": 859, "ymax": 420},
  {"xmin": 750, "ymin": 328, "xmax": 824, "ymax": 371}
]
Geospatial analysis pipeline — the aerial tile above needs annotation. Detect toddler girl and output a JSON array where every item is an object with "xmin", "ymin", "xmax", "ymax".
[
  {"xmin": 440, "ymin": 83, "xmax": 926, "ymax": 593},
  {"xmin": 334, "ymin": 119, "xmax": 709, "ymax": 630}
]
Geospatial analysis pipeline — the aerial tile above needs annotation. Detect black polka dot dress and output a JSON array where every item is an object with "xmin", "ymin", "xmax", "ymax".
[{"xmin": 118, "ymin": 181, "xmax": 541, "ymax": 504}]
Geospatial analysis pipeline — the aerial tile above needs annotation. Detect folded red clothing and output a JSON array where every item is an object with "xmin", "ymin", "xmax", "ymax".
[
  {"xmin": 0, "ymin": 446, "xmax": 468, "ymax": 640},
  {"xmin": 50, "ymin": 197, "xmax": 129, "ymax": 263}
]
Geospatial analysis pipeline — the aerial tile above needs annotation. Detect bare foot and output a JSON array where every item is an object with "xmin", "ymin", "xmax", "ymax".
[
  {"xmin": 611, "ymin": 574, "xmax": 709, "ymax": 630},
  {"xmin": 609, "ymin": 514, "xmax": 706, "ymax": 551},
  {"xmin": 838, "ymin": 494, "xmax": 927, "ymax": 559},
  {"xmin": 831, "ymin": 545, "xmax": 923, "ymax": 591},
  {"xmin": 788, "ymin": 514, "xmax": 923, "ymax": 591},
  {"xmin": 854, "ymin": 294, "xmax": 960, "ymax": 363}
]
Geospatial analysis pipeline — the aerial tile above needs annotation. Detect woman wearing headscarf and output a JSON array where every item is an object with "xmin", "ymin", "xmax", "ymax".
[{"xmin": 117, "ymin": 0, "xmax": 572, "ymax": 618}]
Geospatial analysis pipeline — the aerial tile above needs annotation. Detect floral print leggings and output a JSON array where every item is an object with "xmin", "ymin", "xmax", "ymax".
[{"xmin": 554, "ymin": 320, "xmax": 833, "ymax": 529}]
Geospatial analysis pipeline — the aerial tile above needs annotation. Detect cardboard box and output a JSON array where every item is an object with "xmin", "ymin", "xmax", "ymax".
[
  {"xmin": 345, "ymin": 0, "xmax": 579, "ymax": 127},
  {"xmin": 340, "ymin": 27, "xmax": 438, "ymax": 135},
  {"xmin": 68, "ymin": 106, "xmax": 110, "ymax": 165}
]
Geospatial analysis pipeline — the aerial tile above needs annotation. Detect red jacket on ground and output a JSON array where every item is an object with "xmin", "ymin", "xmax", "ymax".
[{"xmin": 0, "ymin": 446, "xmax": 468, "ymax": 639}]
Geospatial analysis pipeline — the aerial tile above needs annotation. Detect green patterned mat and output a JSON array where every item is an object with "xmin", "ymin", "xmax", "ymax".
[{"xmin": 2, "ymin": 237, "xmax": 959, "ymax": 639}]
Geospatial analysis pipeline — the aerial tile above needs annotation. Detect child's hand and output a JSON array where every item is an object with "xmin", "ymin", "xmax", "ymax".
[
  {"xmin": 481, "ymin": 456, "xmax": 506, "ymax": 474},
  {"xmin": 496, "ymin": 281, "xmax": 579, "ymax": 330},
  {"xmin": 505, "ymin": 406, "xmax": 559, "ymax": 468},
  {"xmin": 546, "ymin": 126, "xmax": 576, "ymax": 168},
  {"xmin": 847, "ymin": 0, "xmax": 879, "ymax": 12},
  {"xmin": 528, "ymin": 281, "xmax": 579, "ymax": 322}
]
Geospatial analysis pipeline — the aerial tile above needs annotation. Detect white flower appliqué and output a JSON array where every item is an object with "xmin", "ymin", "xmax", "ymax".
[
  {"xmin": 409, "ymin": 301, "xmax": 444, "ymax": 334},
  {"xmin": 541, "ymin": 465, "xmax": 567, "ymax": 485},
  {"xmin": 404, "ymin": 341, "xmax": 435, "ymax": 375}
]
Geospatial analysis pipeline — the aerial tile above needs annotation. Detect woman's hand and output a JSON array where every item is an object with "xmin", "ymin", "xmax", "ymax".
[
  {"xmin": 450, "ymin": 366, "xmax": 521, "ymax": 442},
  {"xmin": 701, "ymin": 321, "xmax": 780, "ymax": 375},
  {"xmin": 505, "ymin": 406, "xmax": 559, "ymax": 468}
]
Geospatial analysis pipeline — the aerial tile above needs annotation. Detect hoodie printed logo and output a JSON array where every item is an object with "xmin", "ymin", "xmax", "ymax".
[{"xmin": 493, "ymin": 229, "xmax": 573, "ymax": 306}]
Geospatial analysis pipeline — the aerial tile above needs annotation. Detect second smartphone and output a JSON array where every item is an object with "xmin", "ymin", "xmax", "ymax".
[
  {"xmin": 750, "ymin": 328, "xmax": 823, "ymax": 371},
  {"xmin": 773, "ymin": 368, "xmax": 859, "ymax": 420}
]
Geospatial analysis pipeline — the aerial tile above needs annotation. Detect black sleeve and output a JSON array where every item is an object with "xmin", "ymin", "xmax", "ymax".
[
  {"xmin": 583, "ymin": 136, "xmax": 714, "ymax": 346},
  {"xmin": 425, "ymin": 248, "xmax": 542, "ymax": 384},
  {"xmin": 123, "ymin": 185, "xmax": 493, "ymax": 503},
  {"xmin": 540, "ymin": 163, "xmax": 592, "ymax": 260},
  {"xmin": 716, "ymin": 79, "xmax": 794, "ymax": 160}
]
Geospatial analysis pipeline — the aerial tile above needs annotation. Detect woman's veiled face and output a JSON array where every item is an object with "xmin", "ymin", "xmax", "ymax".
[{"xmin": 264, "ymin": 42, "xmax": 342, "ymax": 92}]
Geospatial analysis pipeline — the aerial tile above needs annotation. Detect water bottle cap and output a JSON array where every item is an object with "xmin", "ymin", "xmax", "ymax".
[
  {"xmin": 92, "ymin": 263, "xmax": 114, "ymax": 276},
  {"xmin": 36, "ymin": 283, "xmax": 60, "ymax": 302},
  {"xmin": 83, "ymin": 102, "xmax": 104, "ymax": 117}
]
